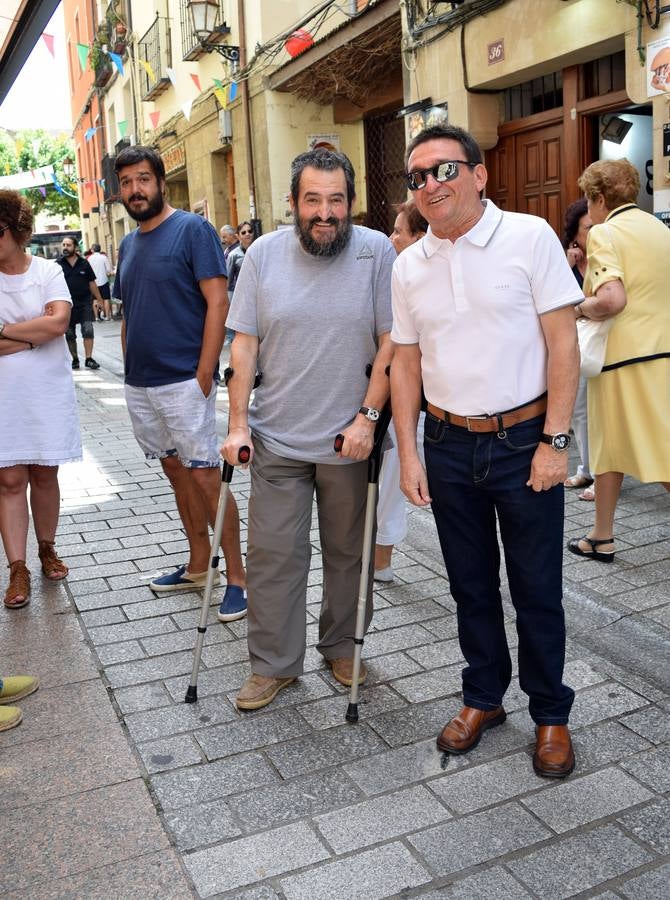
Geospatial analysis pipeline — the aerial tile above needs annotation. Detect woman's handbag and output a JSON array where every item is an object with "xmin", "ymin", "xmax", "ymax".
[{"xmin": 577, "ymin": 316, "xmax": 614, "ymax": 378}]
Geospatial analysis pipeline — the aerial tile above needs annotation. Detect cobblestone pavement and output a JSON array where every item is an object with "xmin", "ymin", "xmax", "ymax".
[{"xmin": 2, "ymin": 320, "xmax": 669, "ymax": 899}]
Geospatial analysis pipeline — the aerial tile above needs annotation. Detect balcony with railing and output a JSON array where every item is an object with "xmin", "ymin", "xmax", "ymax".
[
  {"xmin": 138, "ymin": 15, "xmax": 172, "ymax": 101},
  {"xmin": 179, "ymin": 0, "xmax": 230, "ymax": 60}
]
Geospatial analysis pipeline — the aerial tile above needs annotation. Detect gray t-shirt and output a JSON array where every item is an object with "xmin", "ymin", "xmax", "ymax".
[{"xmin": 227, "ymin": 225, "xmax": 394, "ymax": 463}]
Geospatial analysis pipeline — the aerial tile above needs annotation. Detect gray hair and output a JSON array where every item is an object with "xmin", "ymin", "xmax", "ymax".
[{"xmin": 220, "ymin": 224, "xmax": 236, "ymax": 235}]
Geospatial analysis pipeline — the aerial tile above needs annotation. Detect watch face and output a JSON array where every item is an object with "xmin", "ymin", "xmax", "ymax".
[
  {"xmin": 552, "ymin": 433, "xmax": 570, "ymax": 451},
  {"xmin": 368, "ymin": 409, "xmax": 380, "ymax": 421}
]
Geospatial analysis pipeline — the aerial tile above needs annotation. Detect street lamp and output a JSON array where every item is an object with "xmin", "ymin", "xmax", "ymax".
[
  {"xmin": 186, "ymin": 0, "xmax": 240, "ymax": 62},
  {"xmin": 62, "ymin": 157, "xmax": 75, "ymax": 180}
]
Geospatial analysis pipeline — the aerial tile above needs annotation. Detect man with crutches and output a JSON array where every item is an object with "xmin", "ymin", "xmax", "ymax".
[{"xmin": 222, "ymin": 148, "xmax": 394, "ymax": 711}]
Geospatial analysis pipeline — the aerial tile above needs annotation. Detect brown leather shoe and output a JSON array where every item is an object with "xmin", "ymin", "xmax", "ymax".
[
  {"xmin": 533, "ymin": 725, "xmax": 575, "ymax": 778},
  {"xmin": 327, "ymin": 657, "xmax": 367, "ymax": 687},
  {"xmin": 235, "ymin": 674, "xmax": 296, "ymax": 711},
  {"xmin": 436, "ymin": 705, "xmax": 506, "ymax": 754}
]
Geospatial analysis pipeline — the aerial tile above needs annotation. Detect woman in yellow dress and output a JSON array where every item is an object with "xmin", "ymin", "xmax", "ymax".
[{"xmin": 568, "ymin": 158, "xmax": 670, "ymax": 562}]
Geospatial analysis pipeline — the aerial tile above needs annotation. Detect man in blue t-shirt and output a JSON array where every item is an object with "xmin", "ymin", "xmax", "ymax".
[{"xmin": 113, "ymin": 146, "xmax": 246, "ymax": 621}]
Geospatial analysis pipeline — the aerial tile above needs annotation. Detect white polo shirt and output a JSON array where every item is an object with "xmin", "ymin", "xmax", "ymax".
[{"xmin": 392, "ymin": 200, "xmax": 582, "ymax": 416}]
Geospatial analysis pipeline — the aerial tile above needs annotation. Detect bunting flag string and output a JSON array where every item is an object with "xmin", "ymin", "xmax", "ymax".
[
  {"xmin": 149, "ymin": 111, "xmax": 161, "ymax": 130},
  {"xmin": 229, "ymin": 81, "xmax": 238, "ymax": 102},
  {"xmin": 108, "ymin": 51, "xmax": 124, "ymax": 76},
  {"xmin": 138, "ymin": 58, "xmax": 156, "ymax": 83},
  {"xmin": 190, "ymin": 73, "xmax": 202, "ymax": 93},
  {"xmin": 181, "ymin": 100, "xmax": 193, "ymax": 122},
  {"xmin": 166, "ymin": 68, "xmax": 177, "ymax": 89},
  {"xmin": 118, "ymin": 120, "xmax": 128, "ymax": 138},
  {"xmin": 85, "ymin": 127, "xmax": 97, "ymax": 142},
  {"xmin": 214, "ymin": 88, "xmax": 228, "ymax": 109},
  {"xmin": 76, "ymin": 42, "xmax": 89, "ymax": 71},
  {"xmin": 41, "ymin": 33, "xmax": 55, "ymax": 57}
]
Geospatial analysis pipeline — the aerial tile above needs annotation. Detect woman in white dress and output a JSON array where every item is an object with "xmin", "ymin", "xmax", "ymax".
[{"xmin": 0, "ymin": 191, "xmax": 81, "ymax": 608}]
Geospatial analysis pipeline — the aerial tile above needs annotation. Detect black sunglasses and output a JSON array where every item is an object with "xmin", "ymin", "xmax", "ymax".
[
  {"xmin": 239, "ymin": 229, "xmax": 253, "ymax": 235},
  {"xmin": 405, "ymin": 160, "xmax": 477, "ymax": 191}
]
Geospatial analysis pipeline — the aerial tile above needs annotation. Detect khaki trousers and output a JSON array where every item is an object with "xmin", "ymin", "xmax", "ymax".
[{"xmin": 246, "ymin": 437, "xmax": 374, "ymax": 677}]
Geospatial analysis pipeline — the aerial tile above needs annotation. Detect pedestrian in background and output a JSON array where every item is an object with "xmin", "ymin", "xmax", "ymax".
[
  {"xmin": 562, "ymin": 199, "xmax": 595, "ymax": 501},
  {"xmin": 374, "ymin": 200, "xmax": 428, "ymax": 582},
  {"xmin": 391, "ymin": 125, "xmax": 580, "ymax": 778},
  {"xmin": 568, "ymin": 158, "xmax": 670, "ymax": 564},
  {"xmin": 56, "ymin": 235, "xmax": 104, "ymax": 370},
  {"xmin": 88, "ymin": 243, "xmax": 114, "ymax": 321}
]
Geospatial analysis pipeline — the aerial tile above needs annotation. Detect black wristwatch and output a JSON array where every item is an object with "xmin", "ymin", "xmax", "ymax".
[
  {"xmin": 359, "ymin": 406, "xmax": 380, "ymax": 422},
  {"xmin": 540, "ymin": 432, "xmax": 571, "ymax": 452}
]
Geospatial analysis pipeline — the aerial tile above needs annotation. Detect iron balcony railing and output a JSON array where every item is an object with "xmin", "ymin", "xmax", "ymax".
[
  {"xmin": 179, "ymin": 0, "xmax": 229, "ymax": 60},
  {"xmin": 138, "ymin": 14, "xmax": 172, "ymax": 101}
]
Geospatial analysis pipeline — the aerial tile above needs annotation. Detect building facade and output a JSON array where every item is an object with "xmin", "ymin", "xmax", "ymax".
[{"xmin": 63, "ymin": 0, "xmax": 670, "ymax": 258}]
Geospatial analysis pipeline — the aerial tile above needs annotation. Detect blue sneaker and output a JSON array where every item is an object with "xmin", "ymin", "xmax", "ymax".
[
  {"xmin": 217, "ymin": 584, "xmax": 247, "ymax": 622},
  {"xmin": 150, "ymin": 565, "xmax": 220, "ymax": 593}
]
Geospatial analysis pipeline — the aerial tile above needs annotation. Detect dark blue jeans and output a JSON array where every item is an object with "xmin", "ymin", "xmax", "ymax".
[{"xmin": 424, "ymin": 412, "xmax": 574, "ymax": 725}]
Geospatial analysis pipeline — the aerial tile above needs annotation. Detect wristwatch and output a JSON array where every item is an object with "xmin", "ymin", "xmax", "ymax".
[
  {"xmin": 540, "ymin": 432, "xmax": 571, "ymax": 452},
  {"xmin": 359, "ymin": 406, "xmax": 380, "ymax": 422}
]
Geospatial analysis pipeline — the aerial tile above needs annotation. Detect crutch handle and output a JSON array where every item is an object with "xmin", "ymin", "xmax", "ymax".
[
  {"xmin": 334, "ymin": 433, "xmax": 345, "ymax": 453},
  {"xmin": 222, "ymin": 446, "xmax": 251, "ymax": 483}
]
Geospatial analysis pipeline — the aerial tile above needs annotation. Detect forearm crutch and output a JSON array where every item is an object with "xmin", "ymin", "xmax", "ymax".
[
  {"xmin": 184, "ymin": 364, "xmax": 256, "ymax": 704},
  {"xmin": 184, "ymin": 445, "xmax": 249, "ymax": 703},
  {"xmin": 334, "ymin": 401, "xmax": 392, "ymax": 722}
]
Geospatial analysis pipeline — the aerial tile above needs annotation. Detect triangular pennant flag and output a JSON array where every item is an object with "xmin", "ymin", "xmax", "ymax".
[
  {"xmin": 214, "ymin": 88, "xmax": 228, "ymax": 109},
  {"xmin": 149, "ymin": 111, "xmax": 161, "ymax": 129},
  {"xmin": 118, "ymin": 120, "xmax": 128, "ymax": 138},
  {"xmin": 139, "ymin": 59, "xmax": 156, "ymax": 83},
  {"xmin": 166, "ymin": 67, "xmax": 177, "ymax": 88},
  {"xmin": 108, "ymin": 51, "xmax": 124, "ymax": 76},
  {"xmin": 41, "ymin": 33, "xmax": 55, "ymax": 57},
  {"xmin": 30, "ymin": 168, "xmax": 36, "ymax": 178},
  {"xmin": 4, "ymin": 163, "xmax": 10, "ymax": 175},
  {"xmin": 32, "ymin": 139, "xmax": 41, "ymax": 155},
  {"xmin": 213, "ymin": 78, "xmax": 224, "ymax": 90},
  {"xmin": 85, "ymin": 127, "xmax": 97, "ymax": 142},
  {"xmin": 15, "ymin": 139, "xmax": 24, "ymax": 156},
  {"xmin": 39, "ymin": 186, "xmax": 47, "ymax": 198},
  {"xmin": 85, "ymin": 181, "xmax": 94, "ymax": 193},
  {"xmin": 100, "ymin": 179, "xmax": 106, "ymax": 190},
  {"xmin": 229, "ymin": 81, "xmax": 238, "ymax": 102},
  {"xmin": 76, "ymin": 43, "xmax": 89, "ymax": 71},
  {"xmin": 190, "ymin": 73, "xmax": 202, "ymax": 93},
  {"xmin": 181, "ymin": 100, "xmax": 193, "ymax": 121}
]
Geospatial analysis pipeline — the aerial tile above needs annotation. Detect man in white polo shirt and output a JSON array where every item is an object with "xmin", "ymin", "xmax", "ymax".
[{"xmin": 391, "ymin": 125, "xmax": 582, "ymax": 778}]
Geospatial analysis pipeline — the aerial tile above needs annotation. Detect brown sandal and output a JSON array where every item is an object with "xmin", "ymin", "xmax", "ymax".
[
  {"xmin": 38, "ymin": 540, "xmax": 68, "ymax": 580},
  {"xmin": 4, "ymin": 561, "xmax": 31, "ymax": 609}
]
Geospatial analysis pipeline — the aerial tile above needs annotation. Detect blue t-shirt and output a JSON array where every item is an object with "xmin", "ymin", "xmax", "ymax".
[{"xmin": 114, "ymin": 210, "xmax": 227, "ymax": 387}]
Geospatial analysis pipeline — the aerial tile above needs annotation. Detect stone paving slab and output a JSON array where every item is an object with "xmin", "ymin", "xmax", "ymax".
[{"xmin": 7, "ymin": 331, "xmax": 668, "ymax": 898}]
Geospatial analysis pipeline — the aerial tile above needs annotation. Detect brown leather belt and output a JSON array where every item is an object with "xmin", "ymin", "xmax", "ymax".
[{"xmin": 426, "ymin": 396, "xmax": 547, "ymax": 433}]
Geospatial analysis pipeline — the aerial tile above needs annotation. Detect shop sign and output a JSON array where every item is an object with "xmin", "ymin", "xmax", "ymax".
[
  {"xmin": 162, "ymin": 142, "xmax": 186, "ymax": 175},
  {"xmin": 488, "ymin": 39, "xmax": 504, "ymax": 65},
  {"xmin": 647, "ymin": 34, "xmax": 670, "ymax": 97}
]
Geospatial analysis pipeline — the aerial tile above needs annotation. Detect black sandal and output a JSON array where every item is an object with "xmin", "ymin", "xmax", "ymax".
[{"xmin": 567, "ymin": 536, "xmax": 615, "ymax": 563}]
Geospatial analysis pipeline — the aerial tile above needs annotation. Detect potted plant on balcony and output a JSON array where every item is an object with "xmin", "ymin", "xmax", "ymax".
[
  {"xmin": 106, "ymin": 7, "xmax": 128, "ymax": 55},
  {"xmin": 90, "ymin": 41, "xmax": 113, "ymax": 88}
]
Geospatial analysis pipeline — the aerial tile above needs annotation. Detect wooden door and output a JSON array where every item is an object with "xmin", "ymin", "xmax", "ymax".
[{"xmin": 486, "ymin": 121, "xmax": 564, "ymax": 235}]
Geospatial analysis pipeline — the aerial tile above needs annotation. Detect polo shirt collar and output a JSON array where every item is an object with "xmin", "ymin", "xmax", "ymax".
[{"xmin": 421, "ymin": 200, "xmax": 503, "ymax": 258}]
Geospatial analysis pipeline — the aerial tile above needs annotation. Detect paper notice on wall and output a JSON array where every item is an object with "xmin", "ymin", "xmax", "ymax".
[{"xmin": 307, "ymin": 133, "xmax": 341, "ymax": 152}]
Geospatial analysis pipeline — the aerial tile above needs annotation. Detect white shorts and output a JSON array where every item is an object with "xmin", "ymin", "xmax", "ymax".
[{"xmin": 125, "ymin": 378, "xmax": 219, "ymax": 468}]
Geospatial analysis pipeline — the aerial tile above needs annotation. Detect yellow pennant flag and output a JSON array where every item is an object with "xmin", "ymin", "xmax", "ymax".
[
  {"xmin": 139, "ymin": 58, "xmax": 156, "ymax": 83},
  {"xmin": 214, "ymin": 87, "xmax": 228, "ymax": 109}
]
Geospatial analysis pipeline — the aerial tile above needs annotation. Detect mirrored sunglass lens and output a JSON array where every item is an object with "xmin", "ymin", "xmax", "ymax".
[
  {"xmin": 435, "ymin": 162, "xmax": 459, "ymax": 182},
  {"xmin": 406, "ymin": 171, "xmax": 426, "ymax": 190}
]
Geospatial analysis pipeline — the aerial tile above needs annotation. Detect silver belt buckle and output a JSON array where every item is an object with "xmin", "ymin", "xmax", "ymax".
[{"xmin": 465, "ymin": 414, "xmax": 490, "ymax": 431}]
